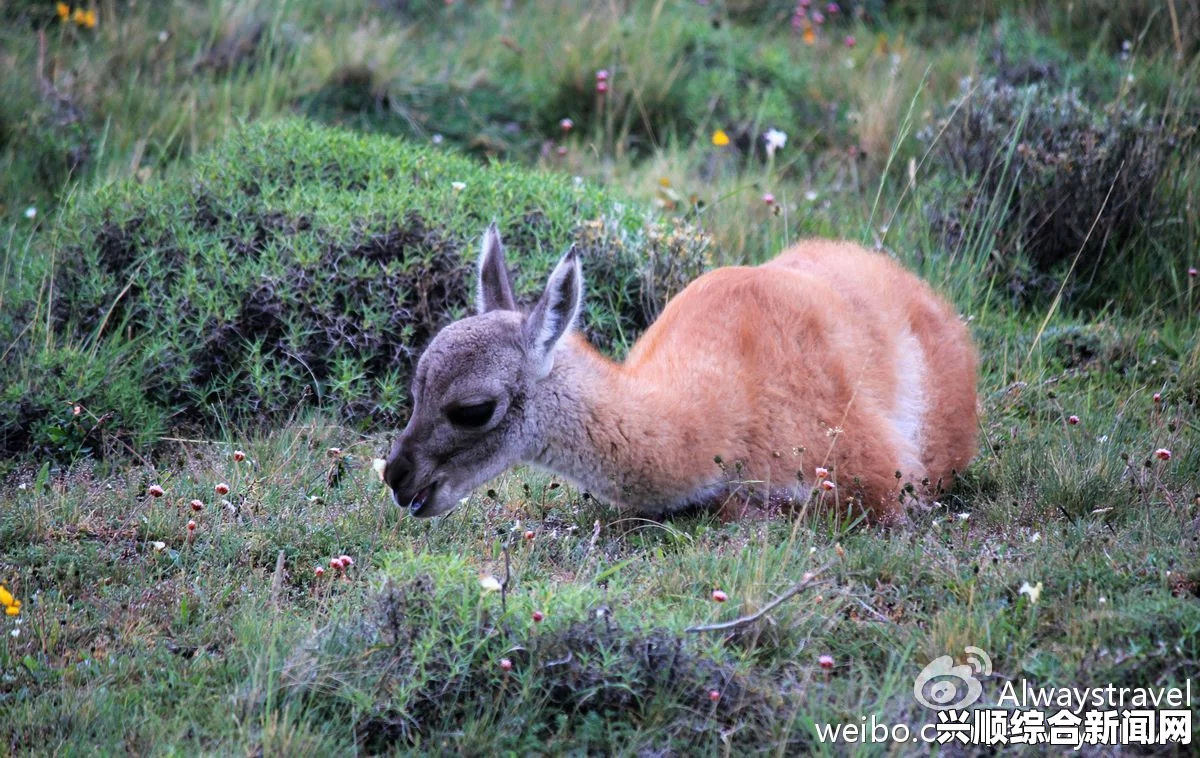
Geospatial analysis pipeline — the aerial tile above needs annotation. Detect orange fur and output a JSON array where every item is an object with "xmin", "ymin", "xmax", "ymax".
[
  {"xmin": 386, "ymin": 231, "xmax": 977, "ymax": 525},
  {"xmin": 553, "ymin": 240, "xmax": 977, "ymax": 523}
]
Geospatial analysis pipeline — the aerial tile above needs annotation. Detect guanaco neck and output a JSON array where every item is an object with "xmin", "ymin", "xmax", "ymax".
[{"xmin": 524, "ymin": 335, "xmax": 706, "ymax": 511}]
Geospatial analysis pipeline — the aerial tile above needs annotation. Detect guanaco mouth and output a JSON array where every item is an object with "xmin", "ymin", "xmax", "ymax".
[{"xmin": 408, "ymin": 482, "xmax": 437, "ymax": 517}]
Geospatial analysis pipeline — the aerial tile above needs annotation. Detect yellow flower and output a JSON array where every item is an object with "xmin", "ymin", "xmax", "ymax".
[
  {"xmin": 658, "ymin": 177, "xmax": 671, "ymax": 188},
  {"xmin": 0, "ymin": 585, "xmax": 13, "ymax": 608},
  {"xmin": 83, "ymin": 9, "xmax": 96, "ymax": 28},
  {"xmin": 56, "ymin": 2, "xmax": 70, "ymax": 20},
  {"xmin": 802, "ymin": 22, "xmax": 816, "ymax": 46},
  {"xmin": 72, "ymin": 7, "xmax": 84, "ymax": 24},
  {"xmin": 711, "ymin": 129, "xmax": 730, "ymax": 147},
  {"xmin": 4, "ymin": 605, "xmax": 17, "ymax": 617}
]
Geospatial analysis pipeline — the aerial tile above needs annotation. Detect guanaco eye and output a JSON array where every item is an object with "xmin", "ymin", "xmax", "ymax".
[{"xmin": 445, "ymin": 401, "xmax": 496, "ymax": 429}]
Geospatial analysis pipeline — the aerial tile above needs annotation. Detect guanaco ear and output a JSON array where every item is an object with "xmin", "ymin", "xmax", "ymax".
[
  {"xmin": 477, "ymin": 223, "xmax": 516, "ymax": 313},
  {"xmin": 524, "ymin": 246, "xmax": 582, "ymax": 377}
]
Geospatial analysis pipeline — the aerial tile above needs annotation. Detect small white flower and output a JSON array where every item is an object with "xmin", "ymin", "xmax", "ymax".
[
  {"xmin": 763, "ymin": 128, "xmax": 788, "ymax": 158},
  {"xmin": 158, "ymin": 30, "xmax": 170, "ymax": 43},
  {"xmin": 24, "ymin": 207, "xmax": 36, "ymax": 220},
  {"xmin": 479, "ymin": 575, "xmax": 503, "ymax": 592},
  {"xmin": 1098, "ymin": 596, "xmax": 1107, "ymax": 604},
  {"xmin": 804, "ymin": 190, "xmax": 819, "ymax": 202},
  {"xmin": 151, "ymin": 541, "xmax": 167, "ymax": 552},
  {"xmin": 372, "ymin": 458, "xmax": 387, "ymax": 482},
  {"xmin": 1126, "ymin": 74, "xmax": 1135, "ymax": 84},
  {"xmin": 956, "ymin": 512, "xmax": 970, "ymax": 521},
  {"xmin": 432, "ymin": 134, "xmax": 444, "ymax": 145},
  {"xmin": 1029, "ymin": 532, "xmax": 1041, "ymax": 543},
  {"xmin": 17, "ymin": 483, "xmax": 27, "ymax": 491},
  {"xmin": 9, "ymin": 629, "xmax": 17, "ymax": 638},
  {"xmin": 1018, "ymin": 581, "xmax": 1043, "ymax": 604},
  {"xmin": 451, "ymin": 181, "xmax": 466, "ymax": 192}
]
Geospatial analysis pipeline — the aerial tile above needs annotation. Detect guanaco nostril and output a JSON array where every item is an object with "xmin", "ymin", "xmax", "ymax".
[{"xmin": 383, "ymin": 453, "xmax": 411, "ymax": 493}]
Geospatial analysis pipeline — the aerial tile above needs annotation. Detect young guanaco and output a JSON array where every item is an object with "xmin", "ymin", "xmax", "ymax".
[{"xmin": 383, "ymin": 225, "xmax": 977, "ymax": 523}]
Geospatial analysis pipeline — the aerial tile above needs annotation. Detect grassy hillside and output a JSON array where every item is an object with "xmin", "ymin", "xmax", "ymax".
[
  {"xmin": 1, "ymin": 0, "xmax": 1198, "ymax": 754},
  {"xmin": 0, "ymin": 120, "xmax": 708, "ymax": 463}
]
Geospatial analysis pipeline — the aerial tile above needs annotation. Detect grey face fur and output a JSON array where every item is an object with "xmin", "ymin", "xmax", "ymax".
[{"xmin": 383, "ymin": 224, "xmax": 581, "ymax": 517}]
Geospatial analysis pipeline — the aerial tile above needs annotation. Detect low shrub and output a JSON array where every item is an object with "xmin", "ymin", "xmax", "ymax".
[
  {"xmin": 273, "ymin": 551, "xmax": 791, "ymax": 753},
  {"xmin": 0, "ymin": 120, "xmax": 707, "ymax": 463},
  {"xmin": 922, "ymin": 77, "xmax": 1178, "ymax": 296}
]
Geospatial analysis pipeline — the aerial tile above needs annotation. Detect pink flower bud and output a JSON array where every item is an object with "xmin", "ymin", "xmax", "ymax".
[
  {"xmin": 148, "ymin": 484, "xmax": 164, "ymax": 498},
  {"xmin": 818, "ymin": 654, "xmax": 834, "ymax": 669},
  {"xmin": 1155, "ymin": 448, "xmax": 1172, "ymax": 461},
  {"xmin": 215, "ymin": 482, "xmax": 230, "ymax": 495},
  {"xmin": 711, "ymin": 589, "xmax": 728, "ymax": 602}
]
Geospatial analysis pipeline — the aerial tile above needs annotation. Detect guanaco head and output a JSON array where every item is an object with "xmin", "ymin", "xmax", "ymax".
[{"xmin": 383, "ymin": 224, "xmax": 582, "ymax": 517}]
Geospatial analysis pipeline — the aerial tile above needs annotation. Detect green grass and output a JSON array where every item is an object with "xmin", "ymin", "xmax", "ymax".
[
  {"xmin": 2, "ymin": 345, "xmax": 1197, "ymax": 753},
  {"xmin": 2, "ymin": 0, "xmax": 1199, "ymax": 754}
]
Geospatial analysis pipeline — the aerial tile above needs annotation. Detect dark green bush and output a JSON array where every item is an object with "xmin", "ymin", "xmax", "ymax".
[
  {"xmin": 923, "ymin": 77, "xmax": 1177, "ymax": 292},
  {"xmin": 0, "ymin": 120, "xmax": 707, "ymax": 462},
  {"xmin": 274, "ymin": 554, "xmax": 788, "ymax": 753}
]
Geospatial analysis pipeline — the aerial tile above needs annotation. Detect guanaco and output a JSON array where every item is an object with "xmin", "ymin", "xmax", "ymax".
[{"xmin": 383, "ymin": 224, "xmax": 977, "ymax": 523}]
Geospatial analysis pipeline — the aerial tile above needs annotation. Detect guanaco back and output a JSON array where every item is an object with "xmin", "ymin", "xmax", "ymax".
[{"xmin": 383, "ymin": 225, "xmax": 977, "ymax": 523}]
